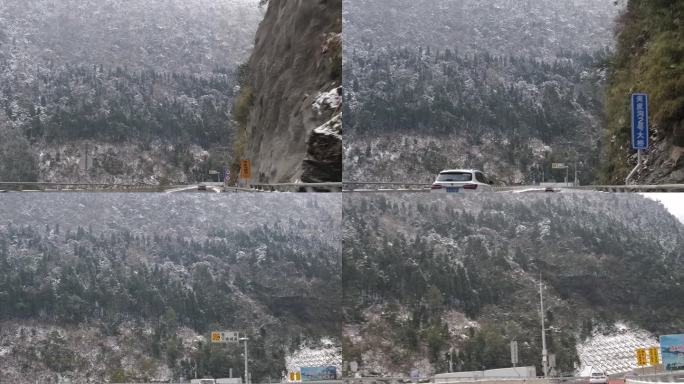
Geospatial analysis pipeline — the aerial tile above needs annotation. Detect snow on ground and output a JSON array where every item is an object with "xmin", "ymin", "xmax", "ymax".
[
  {"xmin": 312, "ymin": 87, "xmax": 342, "ymax": 116},
  {"xmin": 285, "ymin": 338, "xmax": 341, "ymax": 377},
  {"xmin": 577, "ymin": 324, "xmax": 657, "ymax": 376}
]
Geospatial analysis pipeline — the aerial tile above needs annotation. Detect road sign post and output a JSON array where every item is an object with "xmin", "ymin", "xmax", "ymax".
[
  {"xmin": 649, "ymin": 346, "xmax": 660, "ymax": 375},
  {"xmin": 540, "ymin": 275, "xmax": 549, "ymax": 378},
  {"xmin": 629, "ymin": 93, "xmax": 649, "ymax": 183},
  {"xmin": 511, "ymin": 340, "xmax": 519, "ymax": 367},
  {"xmin": 632, "ymin": 93, "xmax": 649, "ymax": 151},
  {"xmin": 240, "ymin": 336, "xmax": 249, "ymax": 384}
]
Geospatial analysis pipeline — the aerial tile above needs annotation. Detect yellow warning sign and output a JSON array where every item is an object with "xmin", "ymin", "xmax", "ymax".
[
  {"xmin": 240, "ymin": 160, "xmax": 251, "ymax": 179},
  {"xmin": 636, "ymin": 347, "xmax": 647, "ymax": 366},
  {"xmin": 289, "ymin": 372, "xmax": 295, "ymax": 381},
  {"xmin": 211, "ymin": 332, "xmax": 222, "ymax": 343},
  {"xmin": 295, "ymin": 371, "xmax": 301, "ymax": 381},
  {"xmin": 649, "ymin": 346, "xmax": 660, "ymax": 365}
]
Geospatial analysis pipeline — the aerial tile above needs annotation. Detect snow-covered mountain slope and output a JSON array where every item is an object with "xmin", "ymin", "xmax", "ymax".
[
  {"xmin": 343, "ymin": 0, "xmax": 618, "ymax": 59},
  {"xmin": 343, "ymin": 0, "xmax": 620, "ymax": 184},
  {"xmin": 0, "ymin": 0, "xmax": 264, "ymax": 183},
  {"xmin": 343, "ymin": 192, "xmax": 684, "ymax": 377},
  {"xmin": 0, "ymin": 194, "xmax": 341, "ymax": 383}
]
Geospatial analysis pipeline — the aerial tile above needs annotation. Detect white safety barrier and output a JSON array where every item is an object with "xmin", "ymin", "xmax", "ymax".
[{"xmin": 626, "ymin": 371, "xmax": 684, "ymax": 384}]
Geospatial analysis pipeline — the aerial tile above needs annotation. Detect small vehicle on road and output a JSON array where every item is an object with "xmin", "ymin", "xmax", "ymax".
[
  {"xmin": 430, "ymin": 169, "xmax": 493, "ymax": 193},
  {"xmin": 589, "ymin": 371, "xmax": 608, "ymax": 384},
  {"xmin": 198, "ymin": 183, "xmax": 207, "ymax": 191}
]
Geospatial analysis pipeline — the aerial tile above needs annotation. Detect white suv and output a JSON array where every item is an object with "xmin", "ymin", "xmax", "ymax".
[
  {"xmin": 430, "ymin": 169, "xmax": 493, "ymax": 193},
  {"xmin": 589, "ymin": 371, "xmax": 607, "ymax": 384}
]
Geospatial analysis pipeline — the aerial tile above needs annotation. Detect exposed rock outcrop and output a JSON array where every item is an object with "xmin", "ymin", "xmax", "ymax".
[{"xmin": 241, "ymin": 0, "xmax": 342, "ymax": 183}]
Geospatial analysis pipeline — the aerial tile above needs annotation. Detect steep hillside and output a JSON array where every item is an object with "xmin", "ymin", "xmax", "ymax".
[
  {"xmin": 0, "ymin": 0, "xmax": 263, "ymax": 184},
  {"xmin": 343, "ymin": 0, "xmax": 619, "ymax": 184},
  {"xmin": 233, "ymin": 0, "xmax": 342, "ymax": 184},
  {"xmin": 0, "ymin": 194, "xmax": 341, "ymax": 383},
  {"xmin": 601, "ymin": 0, "xmax": 684, "ymax": 184},
  {"xmin": 342, "ymin": 193, "xmax": 684, "ymax": 377}
]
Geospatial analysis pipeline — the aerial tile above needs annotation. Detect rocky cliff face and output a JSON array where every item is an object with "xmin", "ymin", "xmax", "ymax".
[
  {"xmin": 601, "ymin": 0, "xmax": 684, "ymax": 184},
  {"xmin": 241, "ymin": 0, "xmax": 342, "ymax": 183}
]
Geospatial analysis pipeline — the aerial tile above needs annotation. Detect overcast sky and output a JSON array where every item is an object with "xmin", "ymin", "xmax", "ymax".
[{"xmin": 641, "ymin": 193, "xmax": 684, "ymax": 224}]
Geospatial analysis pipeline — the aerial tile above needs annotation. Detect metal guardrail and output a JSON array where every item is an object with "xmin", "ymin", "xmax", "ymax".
[
  {"xmin": 626, "ymin": 370, "xmax": 684, "ymax": 383},
  {"xmin": 248, "ymin": 182, "xmax": 343, "ymax": 192},
  {"xmin": 0, "ymin": 181, "xmax": 168, "ymax": 192},
  {"xmin": 341, "ymin": 377, "xmax": 413, "ymax": 384},
  {"xmin": 343, "ymin": 377, "xmax": 553, "ymax": 384},
  {"xmin": 342, "ymin": 182, "xmax": 684, "ymax": 193},
  {"xmin": 109, "ymin": 381, "xmax": 344, "ymax": 384},
  {"xmin": 2, "ymin": 182, "xmax": 682, "ymax": 193},
  {"xmin": 573, "ymin": 184, "xmax": 684, "ymax": 192},
  {"xmin": 343, "ymin": 182, "xmax": 431, "ymax": 192}
]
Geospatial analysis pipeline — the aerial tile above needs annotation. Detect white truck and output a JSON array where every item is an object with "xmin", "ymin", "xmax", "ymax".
[
  {"xmin": 433, "ymin": 366, "xmax": 538, "ymax": 382},
  {"xmin": 216, "ymin": 379, "xmax": 243, "ymax": 384},
  {"xmin": 191, "ymin": 378, "xmax": 242, "ymax": 384}
]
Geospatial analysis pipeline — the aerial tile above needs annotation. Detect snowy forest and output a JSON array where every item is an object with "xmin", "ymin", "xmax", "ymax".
[
  {"xmin": 343, "ymin": 193, "xmax": 684, "ymax": 376},
  {"xmin": 343, "ymin": 0, "xmax": 619, "ymax": 184},
  {"xmin": 0, "ymin": 194, "xmax": 341, "ymax": 383},
  {"xmin": 0, "ymin": 0, "xmax": 263, "ymax": 183}
]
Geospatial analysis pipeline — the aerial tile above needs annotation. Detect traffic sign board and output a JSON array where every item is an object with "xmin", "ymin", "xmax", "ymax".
[
  {"xmin": 211, "ymin": 331, "xmax": 222, "ymax": 342},
  {"xmin": 211, "ymin": 331, "xmax": 240, "ymax": 343},
  {"xmin": 221, "ymin": 167, "xmax": 230, "ymax": 183},
  {"xmin": 552, "ymin": 163, "xmax": 568, "ymax": 169},
  {"xmin": 240, "ymin": 160, "xmax": 251, "ymax": 179},
  {"xmin": 636, "ymin": 347, "xmax": 648, "ymax": 366},
  {"xmin": 631, "ymin": 93, "xmax": 649, "ymax": 150},
  {"xmin": 649, "ymin": 346, "xmax": 660, "ymax": 365}
]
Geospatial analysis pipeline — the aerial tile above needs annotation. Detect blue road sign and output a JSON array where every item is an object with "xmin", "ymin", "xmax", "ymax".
[{"xmin": 631, "ymin": 93, "xmax": 649, "ymax": 150}]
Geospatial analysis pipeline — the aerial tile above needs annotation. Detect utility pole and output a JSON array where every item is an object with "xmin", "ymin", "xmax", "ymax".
[
  {"xmin": 240, "ymin": 336, "xmax": 249, "ymax": 384},
  {"xmin": 540, "ymin": 273, "xmax": 548, "ymax": 378}
]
